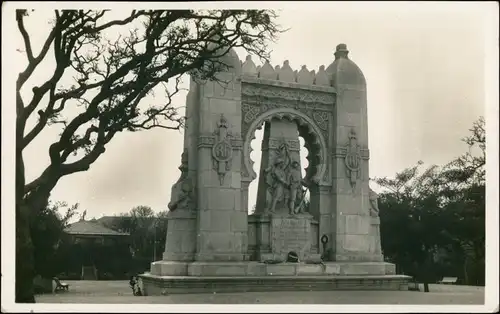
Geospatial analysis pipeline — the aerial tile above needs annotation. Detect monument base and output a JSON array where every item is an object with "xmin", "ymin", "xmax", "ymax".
[{"xmin": 140, "ymin": 261, "xmax": 410, "ymax": 295}]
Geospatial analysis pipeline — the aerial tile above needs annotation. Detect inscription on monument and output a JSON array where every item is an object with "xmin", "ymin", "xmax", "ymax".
[{"xmin": 270, "ymin": 216, "xmax": 311, "ymax": 260}]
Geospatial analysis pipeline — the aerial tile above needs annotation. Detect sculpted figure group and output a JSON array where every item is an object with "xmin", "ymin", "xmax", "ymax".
[
  {"xmin": 264, "ymin": 142, "xmax": 309, "ymax": 215},
  {"xmin": 168, "ymin": 149, "xmax": 193, "ymax": 211},
  {"xmin": 369, "ymin": 188, "xmax": 379, "ymax": 217}
]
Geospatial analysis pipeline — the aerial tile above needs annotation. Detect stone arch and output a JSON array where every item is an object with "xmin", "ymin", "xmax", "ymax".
[{"xmin": 242, "ymin": 108, "xmax": 328, "ymax": 185}]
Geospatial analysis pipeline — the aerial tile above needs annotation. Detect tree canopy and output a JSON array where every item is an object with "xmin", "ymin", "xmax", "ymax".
[
  {"xmin": 374, "ymin": 116, "xmax": 486, "ymax": 287},
  {"xmin": 15, "ymin": 9, "xmax": 282, "ymax": 303},
  {"xmin": 17, "ymin": 9, "xmax": 282, "ymax": 211}
]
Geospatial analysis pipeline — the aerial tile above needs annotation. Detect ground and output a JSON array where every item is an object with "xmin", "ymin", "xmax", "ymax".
[{"xmin": 35, "ymin": 280, "xmax": 484, "ymax": 304}]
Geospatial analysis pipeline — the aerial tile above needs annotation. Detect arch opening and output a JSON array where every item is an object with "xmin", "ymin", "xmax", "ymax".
[
  {"xmin": 244, "ymin": 110, "xmax": 326, "ymax": 213},
  {"xmin": 242, "ymin": 108, "xmax": 327, "ymax": 186}
]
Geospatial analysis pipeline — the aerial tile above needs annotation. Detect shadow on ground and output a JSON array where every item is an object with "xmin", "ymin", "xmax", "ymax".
[{"xmin": 36, "ymin": 280, "xmax": 484, "ymax": 304}]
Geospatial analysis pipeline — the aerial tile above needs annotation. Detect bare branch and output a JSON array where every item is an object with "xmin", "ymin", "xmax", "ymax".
[
  {"xmin": 17, "ymin": 10, "xmax": 71, "ymax": 90},
  {"xmin": 18, "ymin": 8, "xmax": 282, "ymax": 204},
  {"xmin": 16, "ymin": 10, "xmax": 34, "ymax": 62}
]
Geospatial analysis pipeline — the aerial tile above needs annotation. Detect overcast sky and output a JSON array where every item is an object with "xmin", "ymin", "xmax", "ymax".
[{"xmin": 9, "ymin": 2, "xmax": 490, "ymax": 219}]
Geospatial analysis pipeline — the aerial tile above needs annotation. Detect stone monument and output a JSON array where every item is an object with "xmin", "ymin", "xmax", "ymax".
[{"xmin": 140, "ymin": 44, "xmax": 410, "ymax": 294}]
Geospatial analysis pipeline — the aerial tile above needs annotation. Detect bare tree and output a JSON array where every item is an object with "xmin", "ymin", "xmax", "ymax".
[{"xmin": 15, "ymin": 9, "xmax": 282, "ymax": 302}]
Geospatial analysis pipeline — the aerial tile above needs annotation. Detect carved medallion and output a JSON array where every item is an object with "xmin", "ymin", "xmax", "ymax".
[
  {"xmin": 212, "ymin": 114, "xmax": 233, "ymax": 185},
  {"xmin": 344, "ymin": 128, "xmax": 362, "ymax": 191},
  {"xmin": 213, "ymin": 140, "xmax": 232, "ymax": 162}
]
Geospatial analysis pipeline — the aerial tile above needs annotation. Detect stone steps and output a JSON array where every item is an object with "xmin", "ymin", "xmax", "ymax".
[
  {"xmin": 150, "ymin": 261, "xmax": 397, "ymax": 277},
  {"xmin": 140, "ymin": 274, "xmax": 411, "ymax": 295}
]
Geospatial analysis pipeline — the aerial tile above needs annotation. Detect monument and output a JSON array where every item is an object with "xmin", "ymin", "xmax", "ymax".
[{"xmin": 139, "ymin": 44, "xmax": 411, "ymax": 294}]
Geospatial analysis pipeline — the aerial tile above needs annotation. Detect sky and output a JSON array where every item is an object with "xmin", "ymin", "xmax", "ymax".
[{"xmin": 9, "ymin": 2, "xmax": 490, "ymax": 219}]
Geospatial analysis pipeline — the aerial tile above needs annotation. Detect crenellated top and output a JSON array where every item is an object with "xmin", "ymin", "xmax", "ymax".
[
  {"xmin": 240, "ymin": 44, "xmax": 366, "ymax": 89},
  {"xmin": 241, "ymin": 55, "xmax": 332, "ymax": 87}
]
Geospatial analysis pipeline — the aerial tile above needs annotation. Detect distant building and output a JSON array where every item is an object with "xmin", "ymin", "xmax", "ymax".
[
  {"xmin": 64, "ymin": 218, "xmax": 130, "ymax": 245},
  {"xmin": 95, "ymin": 215, "xmax": 169, "ymax": 262},
  {"xmin": 95, "ymin": 215, "xmax": 132, "ymax": 233},
  {"xmin": 63, "ymin": 218, "xmax": 130, "ymax": 279}
]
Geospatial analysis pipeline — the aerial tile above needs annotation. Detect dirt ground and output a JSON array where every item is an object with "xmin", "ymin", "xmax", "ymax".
[{"xmin": 34, "ymin": 280, "xmax": 485, "ymax": 305}]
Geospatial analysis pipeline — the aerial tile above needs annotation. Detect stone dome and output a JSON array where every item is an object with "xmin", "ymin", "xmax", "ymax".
[
  {"xmin": 325, "ymin": 44, "xmax": 366, "ymax": 87},
  {"xmin": 207, "ymin": 39, "xmax": 241, "ymax": 75},
  {"xmin": 219, "ymin": 48, "xmax": 242, "ymax": 75}
]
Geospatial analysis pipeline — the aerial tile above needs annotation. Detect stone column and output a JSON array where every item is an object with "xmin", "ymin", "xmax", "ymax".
[
  {"xmin": 255, "ymin": 122, "xmax": 271, "ymax": 213},
  {"xmin": 255, "ymin": 119, "xmax": 302, "ymax": 214},
  {"xmin": 328, "ymin": 44, "xmax": 374, "ymax": 262},
  {"xmin": 195, "ymin": 62, "xmax": 248, "ymax": 261},
  {"xmin": 162, "ymin": 78, "xmax": 199, "ymax": 262}
]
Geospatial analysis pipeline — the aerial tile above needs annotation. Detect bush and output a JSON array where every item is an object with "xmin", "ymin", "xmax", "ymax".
[{"xmin": 33, "ymin": 275, "xmax": 53, "ymax": 294}]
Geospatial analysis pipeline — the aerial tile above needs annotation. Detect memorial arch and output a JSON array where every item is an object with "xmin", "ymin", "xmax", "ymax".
[{"xmin": 140, "ymin": 44, "xmax": 409, "ymax": 295}]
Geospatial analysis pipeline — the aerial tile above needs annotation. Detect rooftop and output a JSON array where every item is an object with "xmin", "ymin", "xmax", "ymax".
[{"xmin": 64, "ymin": 219, "xmax": 130, "ymax": 236}]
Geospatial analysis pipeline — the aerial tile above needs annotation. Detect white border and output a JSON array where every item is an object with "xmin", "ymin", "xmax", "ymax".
[{"xmin": 2, "ymin": 1, "xmax": 498, "ymax": 313}]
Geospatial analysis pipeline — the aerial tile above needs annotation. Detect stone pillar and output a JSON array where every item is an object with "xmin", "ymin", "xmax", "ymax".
[
  {"xmin": 162, "ymin": 78, "xmax": 199, "ymax": 262},
  {"xmin": 328, "ymin": 44, "xmax": 374, "ymax": 262},
  {"xmin": 194, "ymin": 55, "xmax": 248, "ymax": 261},
  {"xmin": 255, "ymin": 119, "xmax": 302, "ymax": 214},
  {"xmin": 255, "ymin": 122, "xmax": 271, "ymax": 213}
]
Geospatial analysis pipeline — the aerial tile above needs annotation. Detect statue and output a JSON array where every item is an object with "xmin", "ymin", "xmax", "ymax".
[
  {"xmin": 264, "ymin": 141, "xmax": 291, "ymax": 213},
  {"xmin": 369, "ymin": 188, "xmax": 379, "ymax": 217},
  {"xmin": 288, "ymin": 160, "xmax": 307, "ymax": 215},
  {"xmin": 168, "ymin": 149, "xmax": 193, "ymax": 211},
  {"xmin": 265, "ymin": 156, "xmax": 288, "ymax": 213},
  {"xmin": 264, "ymin": 140, "xmax": 309, "ymax": 215}
]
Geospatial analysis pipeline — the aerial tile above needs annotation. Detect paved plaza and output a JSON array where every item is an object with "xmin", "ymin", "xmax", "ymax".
[{"xmin": 35, "ymin": 280, "xmax": 484, "ymax": 304}]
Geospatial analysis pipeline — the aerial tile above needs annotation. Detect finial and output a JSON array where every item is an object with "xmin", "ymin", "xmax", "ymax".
[
  {"xmin": 217, "ymin": 114, "xmax": 228, "ymax": 129},
  {"xmin": 246, "ymin": 55, "xmax": 252, "ymax": 61},
  {"xmin": 334, "ymin": 43, "xmax": 349, "ymax": 60},
  {"xmin": 319, "ymin": 65, "xmax": 325, "ymax": 71},
  {"xmin": 348, "ymin": 127, "xmax": 357, "ymax": 139}
]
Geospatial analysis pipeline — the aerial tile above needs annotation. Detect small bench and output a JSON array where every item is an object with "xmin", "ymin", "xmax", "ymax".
[
  {"xmin": 437, "ymin": 277, "xmax": 458, "ymax": 284},
  {"xmin": 53, "ymin": 277, "xmax": 70, "ymax": 291}
]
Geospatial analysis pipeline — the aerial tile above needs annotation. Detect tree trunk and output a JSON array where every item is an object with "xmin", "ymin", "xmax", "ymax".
[
  {"xmin": 16, "ymin": 154, "xmax": 57, "ymax": 303},
  {"xmin": 16, "ymin": 139, "xmax": 37, "ymax": 303},
  {"xmin": 421, "ymin": 251, "xmax": 432, "ymax": 293},
  {"xmin": 16, "ymin": 203, "xmax": 36, "ymax": 303},
  {"xmin": 463, "ymin": 257, "xmax": 469, "ymax": 285},
  {"xmin": 423, "ymin": 282, "xmax": 430, "ymax": 292}
]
